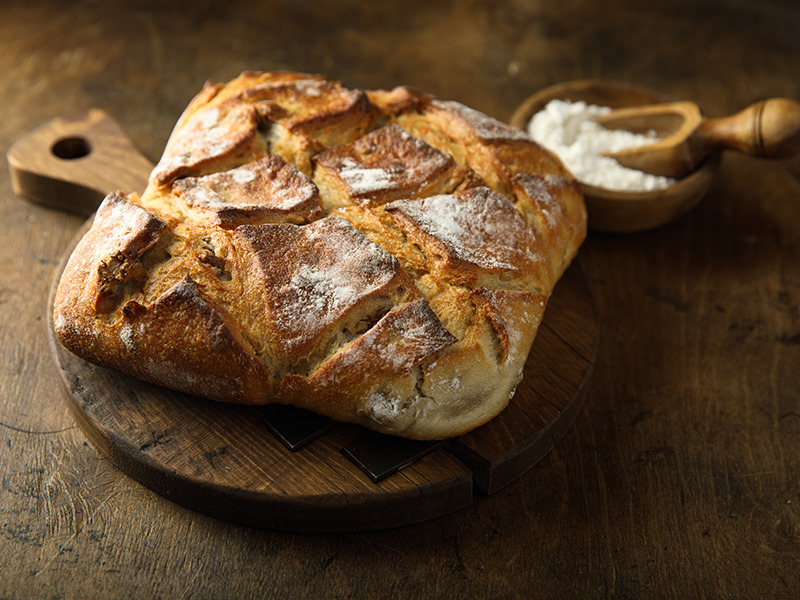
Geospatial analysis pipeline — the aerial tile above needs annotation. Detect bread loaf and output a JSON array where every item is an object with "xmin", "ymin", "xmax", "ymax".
[{"xmin": 53, "ymin": 71, "xmax": 586, "ymax": 440}]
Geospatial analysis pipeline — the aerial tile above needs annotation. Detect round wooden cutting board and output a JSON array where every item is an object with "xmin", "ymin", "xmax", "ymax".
[
  {"xmin": 47, "ymin": 227, "xmax": 597, "ymax": 533},
  {"xmin": 20, "ymin": 109, "xmax": 598, "ymax": 532}
]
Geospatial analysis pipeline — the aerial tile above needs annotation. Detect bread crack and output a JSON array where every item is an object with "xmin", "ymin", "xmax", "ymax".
[
  {"xmin": 96, "ymin": 233, "xmax": 177, "ymax": 318},
  {"xmin": 95, "ymin": 253, "xmax": 147, "ymax": 314},
  {"xmin": 195, "ymin": 236, "xmax": 231, "ymax": 282},
  {"xmin": 275, "ymin": 293, "xmax": 402, "ymax": 379}
]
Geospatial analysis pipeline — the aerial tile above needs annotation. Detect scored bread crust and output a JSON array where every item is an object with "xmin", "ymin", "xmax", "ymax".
[{"xmin": 53, "ymin": 71, "xmax": 586, "ymax": 440}]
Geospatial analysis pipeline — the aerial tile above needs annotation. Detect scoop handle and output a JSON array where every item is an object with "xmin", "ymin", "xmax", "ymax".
[{"xmin": 697, "ymin": 98, "xmax": 800, "ymax": 159}]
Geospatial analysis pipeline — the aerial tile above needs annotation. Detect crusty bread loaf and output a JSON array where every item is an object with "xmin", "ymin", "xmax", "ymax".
[{"xmin": 53, "ymin": 71, "xmax": 586, "ymax": 440}]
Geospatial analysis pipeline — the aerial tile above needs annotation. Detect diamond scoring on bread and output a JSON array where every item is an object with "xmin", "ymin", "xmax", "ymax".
[{"xmin": 53, "ymin": 71, "xmax": 586, "ymax": 440}]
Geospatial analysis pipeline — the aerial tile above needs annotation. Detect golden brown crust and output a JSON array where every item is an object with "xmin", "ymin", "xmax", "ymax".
[
  {"xmin": 151, "ymin": 103, "xmax": 261, "ymax": 186},
  {"xmin": 231, "ymin": 216, "xmax": 417, "ymax": 364},
  {"xmin": 113, "ymin": 276, "xmax": 275, "ymax": 404},
  {"xmin": 171, "ymin": 155, "xmax": 323, "ymax": 228},
  {"xmin": 386, "ymin": 186, "xmax": 554, "ymax": 292},
  {"xmin": 54, "ymin": 192, "xmax": 166, "ymax": 325},
  {"xmin": 277, "ymin": 298, "xmax": 457, "ymax": 430},
  {"xmin": 312, "ymin": 123, "xmax": 479, "ymax": 209},
  {"xmin": 53, "ymin": 71, "xmax": 586, "ymax": 439}
]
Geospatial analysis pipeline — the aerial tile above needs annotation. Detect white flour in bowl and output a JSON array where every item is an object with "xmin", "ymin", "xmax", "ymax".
[{"xmin": 527, "ymin": 99, "xmax": 676, "ymax": 192}]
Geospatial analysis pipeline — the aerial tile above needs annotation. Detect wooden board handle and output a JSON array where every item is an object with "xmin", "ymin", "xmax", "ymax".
[
  {"xmin": 698, "ymin": 98, "xmax": 800, "ymax": 158},
  {"xmin": 6, "ymin": 109, "xmax": 154, "ymax": 216}
]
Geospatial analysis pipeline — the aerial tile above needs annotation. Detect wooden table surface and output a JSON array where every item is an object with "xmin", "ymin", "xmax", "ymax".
[{"xmin": 2, "ymin": 0, "xmax": 798, "ymax": 597}]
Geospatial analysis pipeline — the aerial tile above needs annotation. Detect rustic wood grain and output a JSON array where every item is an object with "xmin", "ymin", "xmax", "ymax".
[
  {"xmin": 1, "ymin": 0, "xmax": 799, "ymax": 598},
  {"xmin": 7, "ymin": 108, "xmax": 152, "ymax": 215}
]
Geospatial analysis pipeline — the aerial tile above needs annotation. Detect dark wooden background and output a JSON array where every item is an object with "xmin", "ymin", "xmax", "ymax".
[{"xmin": 1, "ymin": 0, "xmax": 799, "ymax": 597}]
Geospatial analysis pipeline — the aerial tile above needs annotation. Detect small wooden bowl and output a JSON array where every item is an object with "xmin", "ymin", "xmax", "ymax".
[{"xmin": 510, "ymin": 80, "xmax": 721, "ymax": 233}]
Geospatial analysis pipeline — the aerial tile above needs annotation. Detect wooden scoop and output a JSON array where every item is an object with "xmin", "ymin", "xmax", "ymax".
[{"xmin": 596, "ymin": 98, "xmax": 800, "ymax": 178}]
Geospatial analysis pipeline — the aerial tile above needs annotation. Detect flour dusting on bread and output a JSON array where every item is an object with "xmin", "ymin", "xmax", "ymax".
[{"xmin": 53, "ymin": 71, "xmax": 586, "ymax": 439}]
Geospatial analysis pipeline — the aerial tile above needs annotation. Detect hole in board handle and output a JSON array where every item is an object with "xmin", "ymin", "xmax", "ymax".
[{"xmin": 51, "ymin": 136, "xmax": 92, "ymax": 160}]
